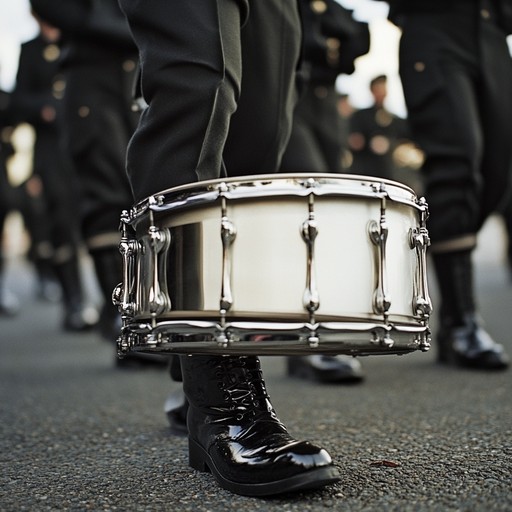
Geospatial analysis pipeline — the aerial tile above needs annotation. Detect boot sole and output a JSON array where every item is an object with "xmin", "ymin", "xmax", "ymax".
[{"xmin": 189, "ymin": 438, "xmax": 341, "ymax": 497}]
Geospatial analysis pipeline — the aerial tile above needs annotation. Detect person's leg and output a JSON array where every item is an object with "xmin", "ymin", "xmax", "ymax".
[
  {"xmin": 399, "ymin": 15, "xmax": 509, "ymax": 370},
  {"xmin": 119, "ymin": 0, "xmax": 245, "ymax": 200},
  {"xmin": 120, "ymin": 0, "xmax": 340, "ymax": 494}
]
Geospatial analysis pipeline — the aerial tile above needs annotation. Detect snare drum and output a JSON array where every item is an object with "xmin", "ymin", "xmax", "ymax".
[{"xmin": 114, "ymin": 174, "xmax": 432, "ymax": 356}]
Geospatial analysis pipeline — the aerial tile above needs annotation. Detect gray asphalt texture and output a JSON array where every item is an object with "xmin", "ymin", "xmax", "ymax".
[{"xmin": 1, "ymin": 216, "xmax": 511, "ymax": 512}]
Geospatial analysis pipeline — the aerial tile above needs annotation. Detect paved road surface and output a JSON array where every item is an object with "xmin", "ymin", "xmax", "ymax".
[{"xmin": 1, "ymin": 216, "xmax": 511, "ymax": 511}]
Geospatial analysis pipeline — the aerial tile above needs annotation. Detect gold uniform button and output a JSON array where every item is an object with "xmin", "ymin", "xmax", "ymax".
[
  {"xmin": 311, "ymin": 0, "xmax": 327, "ymax": 14},
  {"xmin": 123, "ymin": 59, "xmax": 136, "ymax": 72},
  {"xmin": 480, "ymin": 9, "xmax": 490, "ymax": 19},
  {"xmin": 43, "ymin": 44, "xmax": 60, "ymax": 62},
  {"xmin": 53, "ymin": 79, "xmax": 66, "ymax": 94},
  {"xmin": 78, "ymin": 106, "xmax": 90, "ymax": 118},
  {"xmin": 414, "ymin": 61, "xmax": 426, "ymax": 72}
]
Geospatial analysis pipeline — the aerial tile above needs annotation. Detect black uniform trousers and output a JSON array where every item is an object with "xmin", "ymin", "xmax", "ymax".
[
  {"xmin": 62, "ymin": 57, "xmax": 137, "ymax": 246},
  {"xmin": 119, "ymin": 0, "xmax": 302, "ymax": 201},
  {"xmin": 13, "ymin": 36, "xmax": 83, "ymax": 256},
  {"xmin": 280, "ymin": 83, "xmax": 343, "ymax": 174},
  {"xmin": 397, "ymin": 1, "xmax": 512, "ymax": 248}
]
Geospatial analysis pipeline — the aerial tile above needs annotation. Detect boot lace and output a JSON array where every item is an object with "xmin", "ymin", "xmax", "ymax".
[{"xmin": 214, "ymin": 356, "xmax": 277, "ymax": 423}]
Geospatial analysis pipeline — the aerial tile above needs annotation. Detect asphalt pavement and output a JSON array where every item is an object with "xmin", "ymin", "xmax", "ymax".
[{"xmin": 1, "ymin": 216, "xmax": 511, "ymax": 512}]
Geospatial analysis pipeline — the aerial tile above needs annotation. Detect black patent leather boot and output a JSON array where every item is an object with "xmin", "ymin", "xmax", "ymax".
[
  {"xmin": 433, "ymin": 250, "xmax": 509, "ymax": 370},
  {"xmin": 181, "ymin": 355, "xmax": 340, "ymax": 496},
  {"xmin": 438, "ymin": 313, "xmax": 509, "ymax": 370}
]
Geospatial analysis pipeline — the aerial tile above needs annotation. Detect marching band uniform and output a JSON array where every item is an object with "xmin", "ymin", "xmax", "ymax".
[
  {"xmin": 29, "ymin": 0, "xmax": 139, "ymax": 345},
  {"xmin": 12, "ymin": 29, "xmax": 98, "ymax": 331},
  {"xmin": 380, "ymin": 0, "xmax": 511, "ymax": 369}
]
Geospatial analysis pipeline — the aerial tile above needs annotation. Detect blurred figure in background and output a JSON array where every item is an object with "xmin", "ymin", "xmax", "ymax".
[
  {"xmin": 280, "ymin": 0, "xmax": 370, "ymax": 383},
  {"xmin": 0, "ymin": 89, "xmax": 20, "ymax": 316},
  {"xmin": 377, "ymin": 0, "xmax": 511, "ymax": 370},
  {"xmin": 348, "ymin": 74, "xmax": 409, "ymax": 180},
  {"xmin": 11, "ymin": 13, "xmax": 98, "ymax": 331},
  {"xmin": 336, "ymin": 92, "xmax": 355, "ymax": 172},
  {"xmin": 280, "ymin": 0, "xmax": 370, "ymax": 175},
  {"xmin": 28, "ymin": 0, "xmax": 164, "ymax": 365}
]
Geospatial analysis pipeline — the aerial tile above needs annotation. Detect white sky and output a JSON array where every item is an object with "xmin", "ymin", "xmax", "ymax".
[
  {"xmin": 0, "ymin": 0, "xmax": 403, "ymax": 114},
  {"xmin": 0, "ymin": 0, "xmax": 38, "ymax": 90}
]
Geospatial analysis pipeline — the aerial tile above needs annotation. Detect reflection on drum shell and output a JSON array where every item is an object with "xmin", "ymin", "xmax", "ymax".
[{"xmin": 134, "ymin": 190, "xmax": 419, "ymax": 323}]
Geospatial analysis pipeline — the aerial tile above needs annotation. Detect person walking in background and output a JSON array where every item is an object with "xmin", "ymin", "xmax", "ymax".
[
  {"xmin": 280, "ymin": 0, "xmax": 370, "ymax": 175},
  {"xmin": 375, "ymin": 0, "xmax": 511, "ymax": 370},
  {"xmin": 348, "ymin": 74, "xmax": 410, "ymax": 181},
  {"xmin": 11, "ymin": 13, "xmax": 98, "ymax": 331},
  {"xmin": 280, "ymin": 0, "xmax": 370, "ymax": 383},
  {"xmin": 28, "ymin": 0, "xmax": 166, "ymax": 366},
  {"xmin": 0, "ymin": 88, "xmax": 20, "ymax": 316}
]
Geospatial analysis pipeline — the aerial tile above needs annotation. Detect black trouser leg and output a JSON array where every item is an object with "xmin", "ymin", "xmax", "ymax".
[
  {"xmin": 53, "ymin": 249, "xmax": 97, "ymax": 331},
  {"xmin": 89, "ymin": 247, "xmax": 123, "ymax": 342},
  {"xmin": 432, "ymin": 250, "xmax": 509, "ymax": 370}
]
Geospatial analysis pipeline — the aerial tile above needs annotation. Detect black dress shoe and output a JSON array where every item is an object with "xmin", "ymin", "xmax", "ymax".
[
  {"xmin": 287, "ymin": 355, "xmax": 364, "ymax": 383},
  {"xmin": 437, "ymin": 314, "xmax": 509, "ymax": 370},
  {"xmin": 182, "ymin": 355, "xmax": 340, "ymax": 497}
]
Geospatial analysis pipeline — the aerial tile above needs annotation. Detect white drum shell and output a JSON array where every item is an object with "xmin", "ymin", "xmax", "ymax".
[
  {"xmin": 137, "ymin": 196, "xmax": 418, "ymax": 323},
  {"xmin": 117, "ymin": 174, "xmax": 432, "ymax": 356}
]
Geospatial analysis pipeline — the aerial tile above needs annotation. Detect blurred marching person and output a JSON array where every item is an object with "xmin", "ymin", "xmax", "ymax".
[
  {"xmin": 29, "ymin": 0, "xmax": 167, "ymax": 365},
  {"xmin": 0, "ymin": 89, "xmax": 20, "ymax": 316},
  {"xmin": 117, "ymin": 0, "xmax": 341, "ymax": 496},
  {"xmin": 348, "ymin": 74, "xmax": 410, "ymax": 180},
  {"xmin": 280, "ymin": 0, "xmax": 370, "ymax": 174},
  {"xmin": 375, "ymin": 0, "xmax": 511, "ymax": 370},
  {"xmin": 336, "ymin": 92, "xmax": 355, "ymax": 172},
  {"xmin": 11, "ymin": 13, "xmax": 98, "ymax": 331},
  {"xmin": 280, "ymin": 0, "xmax": 370, "ymax": 383}
]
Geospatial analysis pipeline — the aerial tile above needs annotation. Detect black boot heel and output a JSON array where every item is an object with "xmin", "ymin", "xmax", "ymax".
[{"xmin": 188, "ymin": 438, "xmax": 210, "ymax": 473}]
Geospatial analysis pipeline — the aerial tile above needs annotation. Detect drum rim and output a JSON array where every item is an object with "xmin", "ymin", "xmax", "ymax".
[{"xmin": 125, "ymin": 173, "xmax": 425, "ymax": 224}]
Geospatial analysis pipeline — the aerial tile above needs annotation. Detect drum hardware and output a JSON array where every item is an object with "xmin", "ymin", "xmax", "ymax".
[
  {"xmin": 113, "ymin": 174, "xmax": 433, "ymax": 357},
  {"xmin": 409, "ymin": 197, "xmax": 432, "ymax": 320},
  {"xmin": 368, "ymin": 183, "xmax": 393, "ymax": 347},
  {"xmin": 301, "ymin": 188, "xmax": 320, "ymax": 348},
  {"xmin": 113, "ymin": 212, "xmax": 139, "ymax": 317},
  {"xmin": 217, "ymin": 184, "xmax": 237, "ymax": 347},
  {"xmin": 115, "ymin": 319, "xmax": 431, "ymax": 356}
]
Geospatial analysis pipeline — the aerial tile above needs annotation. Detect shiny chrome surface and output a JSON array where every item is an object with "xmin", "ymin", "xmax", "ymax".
[
  {"xmin": 368, "ymin": 185, "xmax": 391, "ymax": 316},
  {"xmin": 116, "ymin": 174, "xmax": 432, "ymax": 357},
  {"xmin": 409, "ymin": 197, "xmax": 433, "ymax": 320},
  {"xmin": 301, "ymin": 194, "xmax": 320, "ymax": 317},
  {"xmin": 116, "ymin": 318, "xmax": 431, "ymax": 356}
]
